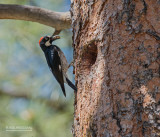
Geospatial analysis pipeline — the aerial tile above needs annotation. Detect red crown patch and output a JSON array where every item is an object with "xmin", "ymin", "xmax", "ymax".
[{"xmin": 39, "ymin": 37, "xmax": 44, "ymax": 45}]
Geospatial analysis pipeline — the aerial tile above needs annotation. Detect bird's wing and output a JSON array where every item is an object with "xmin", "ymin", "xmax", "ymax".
[
  {"xmin": 54, "ymin": 45, "xmax": 69, "ymax": 74},
  {"xmin": 45, "ymin": 46, "xmax": 66, "ymax": 96}
]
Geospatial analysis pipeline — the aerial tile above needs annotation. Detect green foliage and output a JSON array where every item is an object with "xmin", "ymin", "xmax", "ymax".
[{"xmin": 0, "ymin": 0, "xmax": 73, "ymax": 137}]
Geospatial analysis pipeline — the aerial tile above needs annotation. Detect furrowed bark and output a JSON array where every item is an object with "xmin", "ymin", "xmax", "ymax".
[{"xmin": 72, "ymin": 0, "xmax": 160, "ymax": 136}]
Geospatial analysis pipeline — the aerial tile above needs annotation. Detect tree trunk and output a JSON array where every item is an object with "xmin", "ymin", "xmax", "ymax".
[{"xmin": 71, "ymin": 0, "xmax": 160, "ymax": 137}]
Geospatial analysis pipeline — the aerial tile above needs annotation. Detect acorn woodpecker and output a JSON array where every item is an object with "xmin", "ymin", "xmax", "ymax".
[{"xmin": 39, "ymin": 35, "xmax": 77, "ymax": 97}]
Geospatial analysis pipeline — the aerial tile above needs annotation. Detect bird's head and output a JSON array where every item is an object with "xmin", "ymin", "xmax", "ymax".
[{"xmin": 39, "ymin": 35, "xmax": 60, "ymax": 47}]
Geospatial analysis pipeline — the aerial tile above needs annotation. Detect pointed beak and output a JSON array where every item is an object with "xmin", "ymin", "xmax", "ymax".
[{"xmin": 50, "ymin": 35, "xmax": 60, "ymax": 42}]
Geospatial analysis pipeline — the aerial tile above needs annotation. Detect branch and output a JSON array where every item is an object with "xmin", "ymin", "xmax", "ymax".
[
  {"xmin": 52, "ymin": 30, "xmax": 62, "ymax": 36},
  {"xmin": 0, "ymin": 89, "xmax": 66, "ymax": 111},
  {"xmin": 0, "ymin": 4, "xmax": 71, "ymax": 30}
]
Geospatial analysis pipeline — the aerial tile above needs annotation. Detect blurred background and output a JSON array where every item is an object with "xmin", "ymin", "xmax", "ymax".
[{"xmin": 0, "ymin": 0, "xmax": 74, "ymax": 137}]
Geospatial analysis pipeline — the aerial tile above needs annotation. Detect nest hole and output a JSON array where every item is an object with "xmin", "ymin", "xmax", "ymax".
[{"xmin": 81, "ymin": 43, "xmax": 97, "ymax": 72}]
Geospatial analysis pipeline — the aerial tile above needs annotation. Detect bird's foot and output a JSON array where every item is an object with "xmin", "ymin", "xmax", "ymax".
[{"xmin": 68, "ymin": 60, "xmax": 74, "ymax": 69}]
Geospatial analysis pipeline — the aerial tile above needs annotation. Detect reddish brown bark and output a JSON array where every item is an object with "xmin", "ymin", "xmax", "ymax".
[{"xmin": 71, "ymin": 0, "xmax": 160, "ymax": 136}]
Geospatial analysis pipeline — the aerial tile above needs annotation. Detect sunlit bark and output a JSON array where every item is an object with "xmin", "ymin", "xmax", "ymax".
[{"xmin": 72, "ymin": 0, "xmax": 160, "ymax": 136}]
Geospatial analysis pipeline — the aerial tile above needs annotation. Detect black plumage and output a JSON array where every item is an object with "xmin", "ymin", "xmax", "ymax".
[
  {"xmin": 45, "ymin": 45, "xmax": 66, "ymax": 96},
  {"xmin": 39, "ymin": 35, "xmax": 77, "ymax": 97}
]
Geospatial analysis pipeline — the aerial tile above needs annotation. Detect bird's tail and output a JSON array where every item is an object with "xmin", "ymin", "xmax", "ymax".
[
  {"xmin": 60, "ymin": 84, "xmax": 66, "ymax": 97},
  {"xmin": 66, "ymin": 78, "xmax": 77, "ymax": 92}
]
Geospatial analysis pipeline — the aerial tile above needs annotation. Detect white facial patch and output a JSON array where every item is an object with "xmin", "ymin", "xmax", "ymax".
[{"xmin": 45, "ymin": 40, "xmax": 51, "ymax": 46}]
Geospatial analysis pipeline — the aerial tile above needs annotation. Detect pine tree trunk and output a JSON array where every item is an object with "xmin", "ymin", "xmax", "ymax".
[{"xmin": 71, "ymin": 0, "xmax": 160, "ymax": 136}]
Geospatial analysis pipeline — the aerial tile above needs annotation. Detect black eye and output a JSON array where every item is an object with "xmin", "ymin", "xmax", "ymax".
[{"xmin": 45, "ymin": 37, "xmax": 49, "ymax": 41}]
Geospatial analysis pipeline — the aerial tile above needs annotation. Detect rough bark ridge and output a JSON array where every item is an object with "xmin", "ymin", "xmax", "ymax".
[{"xmin": 71, "ymin": 0, "xmax": 160, "ymax": 136}]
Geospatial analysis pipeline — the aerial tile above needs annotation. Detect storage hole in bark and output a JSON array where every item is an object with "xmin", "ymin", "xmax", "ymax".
[{"xmin": 81, "ymin": 43, "xmax": 97, "ymax": 72}]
